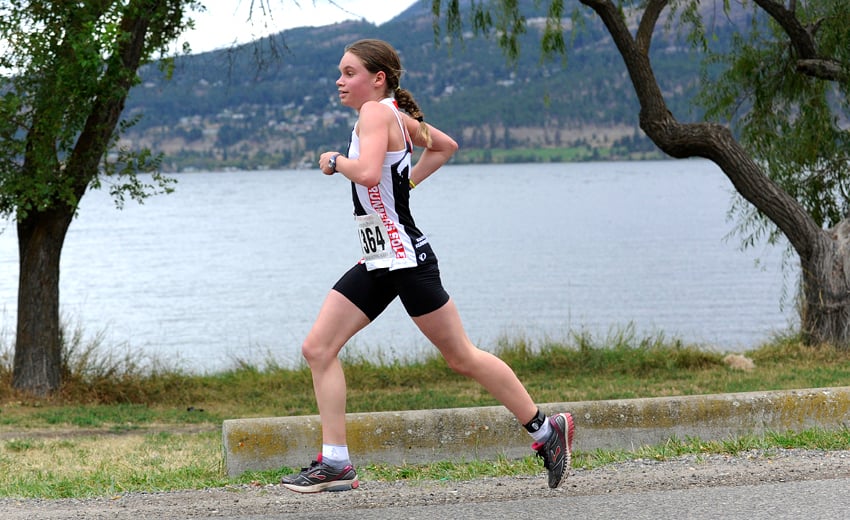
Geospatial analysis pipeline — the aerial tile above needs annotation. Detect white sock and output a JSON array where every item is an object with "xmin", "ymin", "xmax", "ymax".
[
  {"xmin": 322, "ymin": 444, "xmax": 351, "ymax": 467},
  {"xmin": 529, "ymin": 419, "xmax": 552, "ymax": 443}
]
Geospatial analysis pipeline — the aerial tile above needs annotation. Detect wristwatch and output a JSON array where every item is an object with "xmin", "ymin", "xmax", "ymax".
[{"xmin": 328, "ymin": 153, "xmax": 341, "ymax": 173}]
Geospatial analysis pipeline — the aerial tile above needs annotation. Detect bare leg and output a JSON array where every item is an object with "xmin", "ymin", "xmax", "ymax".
[
  {"xmin": 301, "ymin": 289, "xmax": 370, "ymax": 445},
  {"xmin": 412, "ymin": 298, "xmax": 538, "ymax": 425}
]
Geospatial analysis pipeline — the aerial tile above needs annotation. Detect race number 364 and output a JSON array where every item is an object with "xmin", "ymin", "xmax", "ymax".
[
  {"xmin": 360, "ymin": 226, "xmax": 386, "ymax": 254},
  {"xmin": 355, "ymin": 213, "xmax": 392, "ymax": 261}
]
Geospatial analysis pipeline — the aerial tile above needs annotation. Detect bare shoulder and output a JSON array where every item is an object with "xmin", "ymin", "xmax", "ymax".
[
  {"xmin": 357, "ymin": 101, "xmax": 395, "ymax": 133},
  {"xmin": 359, "ymin": 100, "xmax": 394, "ymax": 118}
]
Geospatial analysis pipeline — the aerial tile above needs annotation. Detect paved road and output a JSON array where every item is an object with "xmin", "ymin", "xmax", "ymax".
[
  {"xmin": 3, "ymin": 449, "xmax": 849, "ymax": 519},
  {"xmin": 327, "ymin": 477, "xmax": 849, "ymax": 520}
]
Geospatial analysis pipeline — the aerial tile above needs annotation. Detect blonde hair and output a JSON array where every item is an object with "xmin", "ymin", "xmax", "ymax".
[{"xmin": 345, "ymin": 39, "xmax": 432, "ymax": 147}]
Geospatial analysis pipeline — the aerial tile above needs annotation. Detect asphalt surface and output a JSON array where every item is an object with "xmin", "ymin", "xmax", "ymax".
[
  {"xmin": 3, "ymin": 448, "xmax": 849, "ymax": 519},
  {"xmin": 356, "ymin": 478, "xmax": 850, "ymax": 519}
]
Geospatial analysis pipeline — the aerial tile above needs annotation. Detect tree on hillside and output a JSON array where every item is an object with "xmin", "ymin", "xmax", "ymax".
[
  {"xmin": 0, "ymin": 0, "xmax": 202, "ymax": 396},
  {"xmin": 434, "ymin": 0, "xmax": 850, "ymax": 347}
]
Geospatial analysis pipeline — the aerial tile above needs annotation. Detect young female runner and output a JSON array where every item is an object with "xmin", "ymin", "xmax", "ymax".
[{"xmin": 281, "ymin": 39, "xmax": 574, "ymax": 493}]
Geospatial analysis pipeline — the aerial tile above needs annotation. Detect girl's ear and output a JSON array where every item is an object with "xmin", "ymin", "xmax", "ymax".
[{"xmin": 374, "ymin": 70, "xmax": 386, "ymax": 88}]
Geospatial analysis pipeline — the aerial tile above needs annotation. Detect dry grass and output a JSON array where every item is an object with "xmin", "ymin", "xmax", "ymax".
[{"xmin": 0, "ymin": 431, "xmax": 224, "ymax": 497}]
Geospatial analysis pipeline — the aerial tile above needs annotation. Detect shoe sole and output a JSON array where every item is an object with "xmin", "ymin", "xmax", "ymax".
[
  {"xmin": 282, "ymin": 478, "xmax": 360, "ymax": 493},
  {"xmin": 554, "ymin": 412, "xmax": 575, "ymax": 488}
]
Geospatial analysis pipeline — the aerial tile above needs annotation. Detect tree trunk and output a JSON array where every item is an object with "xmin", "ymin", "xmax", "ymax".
[
  {"xmin": 800, "ymin": 221, "xmax": 850, "ymax": 345},
  {"xmin": 13, "ymin": 205, "xmax": 74, "ymax": 396},
  {"xmin": 10, "ymin": 1, "xmax": 159, "ymax": 394}
]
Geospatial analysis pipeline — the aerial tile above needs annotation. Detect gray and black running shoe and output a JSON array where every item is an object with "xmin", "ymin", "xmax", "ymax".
[
  {"xmin": 532, "ymin": 412, "xmax": 575, "ymax": 488},
  {"xmin": 280, "ymin": 454, "xmax": 359, "ymax": 493}
]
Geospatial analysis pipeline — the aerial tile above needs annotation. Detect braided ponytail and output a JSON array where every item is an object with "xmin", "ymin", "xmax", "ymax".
[{"xmin": 395, "ymin": 87, "xmax": 432, "ymax": 148}]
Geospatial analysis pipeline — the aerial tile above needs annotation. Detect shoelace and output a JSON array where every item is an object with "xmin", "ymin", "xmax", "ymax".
[
  {"xmin": 535, "ymin": 447, "xmax": 552, "ymax": 470},
  {"xmin": 298, "ymin": 460, "xmax": 321, "ymax": 473}
]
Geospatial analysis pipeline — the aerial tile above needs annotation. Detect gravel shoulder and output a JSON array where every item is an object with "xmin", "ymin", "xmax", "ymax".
[{"xmin": 2, "ymin": 449, "xmax": 849, "ymax": 519}]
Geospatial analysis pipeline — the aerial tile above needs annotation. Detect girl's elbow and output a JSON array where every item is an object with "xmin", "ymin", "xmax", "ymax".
[
  {"xmin": 433, "ymin": 137, "xmax": 458, "ymax": 155},
  {"xmin": 356, "ymin": 169, "xmax": 382, "ymax": 187},
  {"xmin": 439, "ymin": 139, "xmax": 458, "ymax": 159},
  {"xmin": 448, "ymin": 139, "xmax": 459, "ymax": 154}
]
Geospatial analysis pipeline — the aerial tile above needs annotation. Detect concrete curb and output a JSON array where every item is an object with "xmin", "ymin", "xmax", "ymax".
[{"xmin": 222, "ymin": 386, "xmax": 850, "ymax": 477}]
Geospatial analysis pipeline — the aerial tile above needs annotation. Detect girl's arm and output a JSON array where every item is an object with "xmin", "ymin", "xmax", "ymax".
[
  {"xmin": 320, "ymin": 101, "xmax": 390, "ymax": 186},
  {"xmin": 406, "ymin": 114, "xmax": 458, "ymax": 187}
]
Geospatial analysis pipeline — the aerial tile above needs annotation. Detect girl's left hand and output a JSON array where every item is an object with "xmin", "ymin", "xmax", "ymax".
[{"xmin": 319, "ymin": 151, "xmax": 339, "ymax": 175}]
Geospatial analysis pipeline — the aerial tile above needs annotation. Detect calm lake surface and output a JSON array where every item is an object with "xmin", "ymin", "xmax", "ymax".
[{"xmin": 0, "ymin": 161, "xmax": 796, "ymax": 372}]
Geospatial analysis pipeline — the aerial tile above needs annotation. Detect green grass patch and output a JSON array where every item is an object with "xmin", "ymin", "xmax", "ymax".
[
  {"xmin": 452, "ymin": 145, "xmax": 665, "ymax": 164},
  {"xmin": 1, "ymin": 325, "xmax": 850, "ymax": 498},
  {"xmin": 0, "ymin": 431, "xmax": 226, "ymax": 499},
  {"xmin": 3, "ymin": 326, "xmax": 850, "ymax": 430}
]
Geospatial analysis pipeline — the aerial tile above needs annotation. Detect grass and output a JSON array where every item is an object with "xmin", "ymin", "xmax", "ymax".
[
  {"xmin": 0, "ymin": 431, "xmax": 225, "ymax": 498},
  {"xmin": 1, "ymin": 324, "xmax": 850, "ymax": 498},
  {"xmin": 452, "ymin": 145, "xmax": 665, "ymax": 164}
]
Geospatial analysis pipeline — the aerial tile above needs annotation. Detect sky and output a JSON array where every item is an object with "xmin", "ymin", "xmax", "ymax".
[{"xmin": 183, "ymin": 0, "xmax": 420, "ymax": 54}]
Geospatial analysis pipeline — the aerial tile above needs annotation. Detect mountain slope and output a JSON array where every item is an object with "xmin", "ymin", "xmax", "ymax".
[{"xmin": 123, "ymin": 1, "xmax": 711, "ymax": 171}]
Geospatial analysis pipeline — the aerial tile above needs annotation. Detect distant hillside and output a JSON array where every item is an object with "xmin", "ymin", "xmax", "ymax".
[{"xmin": 123, "ymin": 0, "xmax": 715, "ymax": 171}]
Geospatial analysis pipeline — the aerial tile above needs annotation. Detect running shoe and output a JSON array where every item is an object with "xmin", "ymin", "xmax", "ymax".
[
  {"xmin": 532, "ymin": 412, "xmax": 575, "ymax": 488},
  {"xmin": 280, "ymin": 454, "xmax": 359, "ymax": 493}
]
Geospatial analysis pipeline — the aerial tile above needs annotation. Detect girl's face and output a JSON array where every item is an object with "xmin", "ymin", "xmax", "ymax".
[{"xmin": 336, "ymin": 51, "xmax": 383, "ymax": 110}]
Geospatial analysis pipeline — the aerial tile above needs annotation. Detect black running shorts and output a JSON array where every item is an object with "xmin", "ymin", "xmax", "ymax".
[{"xmin": 332, "ymin": 259, "xmax": 451, "ymax": 320}]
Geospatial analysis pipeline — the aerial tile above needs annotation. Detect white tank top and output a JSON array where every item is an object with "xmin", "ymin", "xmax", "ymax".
[{"xmin": 347, "ymin": 98, "xmax": 427, "ymax": 271}]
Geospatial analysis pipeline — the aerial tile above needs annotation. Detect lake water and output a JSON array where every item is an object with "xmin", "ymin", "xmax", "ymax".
[{"xmin": 0, "ymin": 161, "xmax": 797, "ymax": 372}]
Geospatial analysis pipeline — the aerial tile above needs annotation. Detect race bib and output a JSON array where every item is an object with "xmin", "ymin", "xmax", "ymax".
[{"xmin": 355, "ymin": 213, "xmax": 393, "ymax": 264}]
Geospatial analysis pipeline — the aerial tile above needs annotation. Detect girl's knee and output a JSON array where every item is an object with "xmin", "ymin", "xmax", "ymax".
[
  {"xmin": 301, "ymin": 336, "xmax": 333, "ymax": 368},
  {"xmin": 441, "ymin": 348, "xmax": 479, "ymax": 377}
]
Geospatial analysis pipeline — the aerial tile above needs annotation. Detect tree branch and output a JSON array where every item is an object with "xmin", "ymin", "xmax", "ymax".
[
  {"xmin": 752, "ymin": 0, "xmax": 846, "ymax": 82},
  {"xmin": 636, "ymin": 0, "xmax": 667, "ymax": 55},
  {"xmin": 797, "ymin": 58, "xmax": 849, "ymax": 82},
  {"xmin": 578, "ymin": 0, "xmax": 823, "ymax": 260},
  {"xmin": 752, "ymin": 0, "xmax": 816, "ymax": 56},
  {"xmin": 66, "ymin": 0, "xmax": 157, "ymax": 196},
  {"xmin": 579, "ymin": 0, "xmax": 671, "ymax": 131}
]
